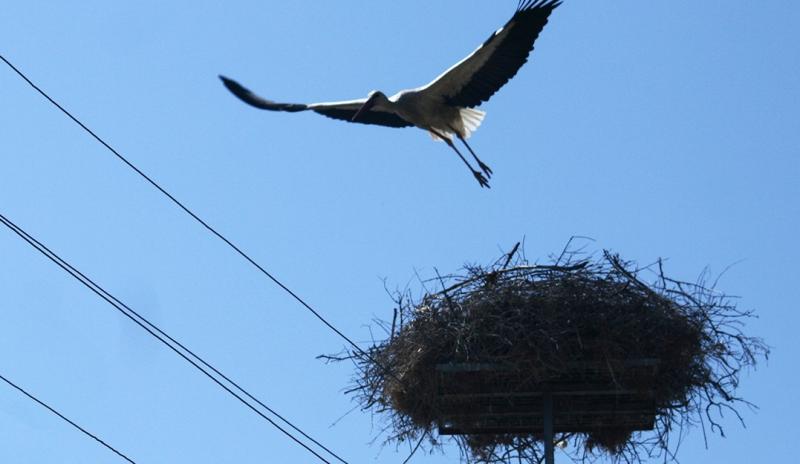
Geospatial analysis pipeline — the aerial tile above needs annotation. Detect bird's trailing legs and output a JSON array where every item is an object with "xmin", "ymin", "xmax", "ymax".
[
  {"xmin": 451, "ymin": 127, "xmax": 493, "ymax": 179},
  {"xmin": 430, "ymin": 128, "xmax": 490, "ymax": 188}
]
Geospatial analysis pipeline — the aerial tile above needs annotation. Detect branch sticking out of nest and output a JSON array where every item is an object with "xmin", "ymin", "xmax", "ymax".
[{"xmin": 325, "ymin": 248, "xmax": 768, "ymax": 463}]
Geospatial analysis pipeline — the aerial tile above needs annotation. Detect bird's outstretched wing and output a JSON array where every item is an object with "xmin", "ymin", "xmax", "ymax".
[
  {"xmin": 308, "ymin": 100, "xmax": 413, "ymax": 128},
  {"xmin": 220, "ymin": 76, "xmax": 307, "ymax": 112},
  {"xmin": 419, "ymin": 0, "xmax": 561, "ymax": 108},
  {"xmin": 220, "ymin": 76, "xmax": 413, "ymax": 128}
]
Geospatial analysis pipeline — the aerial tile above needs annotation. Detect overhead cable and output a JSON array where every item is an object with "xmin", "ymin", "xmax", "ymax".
[
  {"xmin": 0, "ymin": 372, "xmax": 136, "ymax": 463},
  {"xmin": 0, "ymin": 212, "xmax": 344, "ymax": 464},
  {"xmin": 0, "ymin": 54, "xmax": 370, "ymax": 364}
]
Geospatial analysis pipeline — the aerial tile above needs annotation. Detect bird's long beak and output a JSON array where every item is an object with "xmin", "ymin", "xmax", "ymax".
[{"xmin": 352, "ymin": 97, "xmax": 377, "ymax": 122}]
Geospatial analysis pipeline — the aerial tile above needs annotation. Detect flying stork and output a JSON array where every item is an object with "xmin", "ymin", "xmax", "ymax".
[{"xmin": 221, "ymin": 0, "xmax": 561, "ymax": 188}]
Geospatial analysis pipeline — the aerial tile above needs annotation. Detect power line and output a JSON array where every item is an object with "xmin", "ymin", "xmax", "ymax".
[
  {"xmin": 0, "ymin": 213, "xmax": 339, "ymax": 463},
  {"xmin": 1, "ymin": 51, "xmax": 404, "ymax": 458},
  {"xmin": 0, "ymin": 53, "xmax": 369, "ymax": 363},
  {"xmin": 2, "ymin": 51, "xmax": 400, "ymax": 456},
  {"xmin": 0, "ymin": 211, "xmax": 348, "ymax": 464},
  {"xmin": 0, "ymin": 371, "xmax": 136, "ymax": 463},
  {"xmin": 0, "ymin": 212, "xmax": 345, "ymax": 464},
  {"xmin": 1, "ymin": 53, "xmax": 406, "ymax": 393}
]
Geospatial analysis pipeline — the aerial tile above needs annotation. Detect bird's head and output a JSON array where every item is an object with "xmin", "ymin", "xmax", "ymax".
[{"xmin": 352, "ymin": 90, "xmax": 387, "ymax": 122}]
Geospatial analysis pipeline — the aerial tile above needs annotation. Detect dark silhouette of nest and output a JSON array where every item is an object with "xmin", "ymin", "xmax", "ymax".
[{"xmin": 323, "ymin": 246, "xmax": 768, "ymax": 463}]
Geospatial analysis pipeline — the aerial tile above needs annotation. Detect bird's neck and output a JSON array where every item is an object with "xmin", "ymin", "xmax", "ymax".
[{"xmin": 372, "ymin": 94, "xmax": 394, "ymax": 112}]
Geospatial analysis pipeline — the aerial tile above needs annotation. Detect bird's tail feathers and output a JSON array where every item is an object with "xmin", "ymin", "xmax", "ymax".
[
  {"xmin": 460, "ymin": 108, "xmax": 486, "ymax": 139},
  {"xmin": 428, "ymin": 108, "xmax": 486, "ymax": 141}
]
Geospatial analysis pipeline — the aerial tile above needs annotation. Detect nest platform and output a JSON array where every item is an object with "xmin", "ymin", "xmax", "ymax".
[{"xmin": 328, "ymin": 249, "xmax": 767, "ymax": 463}]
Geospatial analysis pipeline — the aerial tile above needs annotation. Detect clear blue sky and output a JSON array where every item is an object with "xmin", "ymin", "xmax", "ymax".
[{"xmin": 1, "ymin": 1, "xmax": 798, "ymax": 463}]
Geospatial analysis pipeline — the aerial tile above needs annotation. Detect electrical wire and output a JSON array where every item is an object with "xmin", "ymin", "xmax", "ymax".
[
  {"xmin": 0, "ymin": 212, "xmax": 345, "ymax": 464},
  {"xmin": 0, "ymin": 372, "xmax": 136, "ymax": 463},
  {"xmin": 1, "ymin": 51, "xmax": 403, "ymax": 457},
  {"xmin": 0, "ymin": 212, "xmax": 347, "ymax": 463},
  {"xmin": 0, "ymin": 53, "xmax": 372, "ymax": 364}
]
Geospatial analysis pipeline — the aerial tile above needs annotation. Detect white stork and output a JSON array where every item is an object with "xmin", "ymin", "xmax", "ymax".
[{"xmin": 221, "ymin": 0, "xmax": 561, "ymax": 188}]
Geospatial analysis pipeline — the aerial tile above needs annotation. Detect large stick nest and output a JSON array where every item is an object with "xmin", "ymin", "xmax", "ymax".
[{"xmin": 325, "ymin": 247, "xmax": 768, "ymax": 463}]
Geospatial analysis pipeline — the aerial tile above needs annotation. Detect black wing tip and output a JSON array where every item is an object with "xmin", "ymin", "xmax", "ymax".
[
  {"xmin": 219, "ymin": 74, "xmax": 245, "ymax": 94},
  {"xmin": 517, "ymin": 0, "xmax": 562, "ymax": 13},
  {"xmin": 219, "ymin": 74, "xmax": 244, "ymax": 95},
  {"xmin": 219, "ymin": 75, "xmax": 308, "ymax": 112},
  {"xmin": 218, "ymin": 74, "xmax": 260, "ymax": 106}
]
